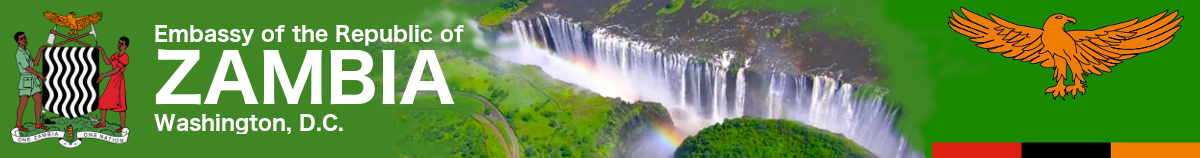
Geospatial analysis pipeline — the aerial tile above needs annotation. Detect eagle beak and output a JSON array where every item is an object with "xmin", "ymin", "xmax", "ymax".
[{"xmin": 1067, "ymin": 17, "xmax": 1076, "ymax": 24}]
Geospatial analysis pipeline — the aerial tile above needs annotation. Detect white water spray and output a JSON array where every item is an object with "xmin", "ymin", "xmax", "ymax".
[{"xmin": 488, "ymin": 14, "xmax": 924, "ymax": 158}]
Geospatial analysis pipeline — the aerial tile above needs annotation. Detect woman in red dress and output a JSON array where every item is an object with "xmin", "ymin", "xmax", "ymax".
[{"xmin": 95, "ymin": 37, "xmax": 129, "ymax": 132}]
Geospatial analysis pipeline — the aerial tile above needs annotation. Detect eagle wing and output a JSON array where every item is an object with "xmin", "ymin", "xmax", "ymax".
[
  {"xmin": 1068, "ymin": 10, "xmax": 1183, "ymax": 75},
  {"xmin": 73, "ymin": 12, "xmax": 103, "ymax": 28},
  {"xmin": 44, "ymin": 11, "xmax": 71, "ymax": 26},
  {"xmin": 949, "ymin": 7, "xmax": 1054, "ymax": 68}
]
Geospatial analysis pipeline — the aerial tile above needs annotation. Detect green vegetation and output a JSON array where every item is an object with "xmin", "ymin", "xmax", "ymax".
[
  {"xmin": 695, "ymin": 11, "xmax": 721, "ymax": 24},
  {"xmin": 691, "ymin": 0, "xmax": 709, "ymax": 8},
  {"xmin": 392, "ymin": 109, "xmax": 502, "ymax": 157},
  {"xmin": 393, "ymin": 94, "xmax": 500, "ymax": 157},
  {"xmin": 376, "ymin": 40, "xmax": 672, "ymax": 157},
  {"xmin": 675, "ymin": 118, "xmax": 877, "ymax": 158},
  {"xmin": 724, "ymin": 9, "xmax": 748, "ymax": 21},
  {"xmin": 766, "ymin": 28, "xmax": 781, "ymax": 38},
  {"xmin": 491, "ymin": 65, "xmax": 646, "ymax": 157},
  {"xmin": 599, "ymin": 0, "xmax": 634, "ymax": 21},
  {"xmin": 657, "ymin": 0, "xmax": 687, "ymax": 15},
  {"xmin": 480, "ymin": 9, "xmax": 513, "ymax": 26},
  {"xmin": 480, "ymin": 0, "xmax": 535, "ymax": 26},
  {"xmin": 408, "ymin": 94, "xmax": 487, "ymax": 115},
  {"xmin": 843, "ymin": 15, "xmax": 858, "ymax": 27},
  {"xmin": 377, "ymin": 40, "xmax": 502, "ymax": 157}
]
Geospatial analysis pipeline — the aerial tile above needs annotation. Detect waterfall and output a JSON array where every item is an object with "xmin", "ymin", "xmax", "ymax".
[
  {"xmin": 734, "ymin": 65, "xmax": 747, "ymax": 118},
  {"xmin": 490, "ymin": 14, "xmax": 925, "ymax": 158}
]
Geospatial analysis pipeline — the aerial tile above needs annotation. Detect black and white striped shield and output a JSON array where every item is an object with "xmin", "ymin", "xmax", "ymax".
[{"xmin": 40, "ymin": 46, "xmax": 100, "ymax": 119}]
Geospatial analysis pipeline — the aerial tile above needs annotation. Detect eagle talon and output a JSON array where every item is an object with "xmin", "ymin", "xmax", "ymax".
[
  {"xmin": 1066, "ymin": 84, "xmax": 1086, "ymax": 98},
  {"xmin": 1046, "ymin": 84, "xmax": 1068, "ymax": 99}
]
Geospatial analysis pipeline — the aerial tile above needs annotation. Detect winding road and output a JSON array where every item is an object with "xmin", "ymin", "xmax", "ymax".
[
  {"xmin": 456, "ymin": 92, "xmax": 521, "ymax": 158},
  {"xmin": 471, "ymin": 115, "xmax": 512, "ymax": 158},
  {"xmin": 458, "ymin": 91, "xmax": 520, "ymax": 158},
  {"xmin": 411, "ymin": 91, "xmax": 519, "ymax": 158}
]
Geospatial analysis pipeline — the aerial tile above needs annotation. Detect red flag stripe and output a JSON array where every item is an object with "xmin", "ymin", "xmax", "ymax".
[{"xmin": 933, "ymin": 143, "xmax": 1021, "ymax": 158}]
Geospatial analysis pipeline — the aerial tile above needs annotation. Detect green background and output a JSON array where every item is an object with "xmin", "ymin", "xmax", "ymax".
[
  {"xmin": 0, "ymin": 0, "xmax": 477, "ymax": 157},
  {"xmin": 869, "ymin": 0, "xmax": 1197, "ymax": 156},
  {"xmin": 2, "ymin": 0, "xmax": 1196, "ymax": 157}
]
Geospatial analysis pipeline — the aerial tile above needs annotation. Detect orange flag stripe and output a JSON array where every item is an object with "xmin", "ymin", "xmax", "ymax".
[{"xmin": 1112, "ymin": 143, "xmax": 1200, "ymax": 158}]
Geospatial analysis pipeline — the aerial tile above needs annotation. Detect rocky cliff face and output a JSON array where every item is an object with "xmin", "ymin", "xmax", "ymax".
[
  {"xmin": 493, "ymin": 13, "xmax": 922, "ymax": 158},
  {"xmin": 514, "ymin": 0, "xmax": 883, "ymax": 84},
  {"xmin": 610, "ymin": 101, "xmax": 675, "ymax": 157},
  {"xmin": 481, "ymin": 0, "xmax": 923, "ymax": 157}
]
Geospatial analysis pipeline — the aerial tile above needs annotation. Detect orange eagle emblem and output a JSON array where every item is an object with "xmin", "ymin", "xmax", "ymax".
[
  {"xmin": 949, "ymin": 7, "xmax": 1183, "ymax": 99},
  {"xmin": 44, "ymin": 11, "xmax": 103, "ymax": 36}
]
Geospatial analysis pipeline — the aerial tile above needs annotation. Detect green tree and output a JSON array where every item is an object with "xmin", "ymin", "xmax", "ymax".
[{"xmin": 675, "ymin": 118, "xmax": 877, "ymax": 158}]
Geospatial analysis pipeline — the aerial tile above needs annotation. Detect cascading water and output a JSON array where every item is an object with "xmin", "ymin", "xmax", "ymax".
[{"xmin": 489, "ymin": 14, "xmax": 925, "ymax": 158}]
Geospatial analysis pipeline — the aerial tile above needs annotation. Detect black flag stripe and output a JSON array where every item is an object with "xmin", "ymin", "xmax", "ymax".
[{"xmin": 1021, "ymin": 142, "xmax": 1111, "ymax": 158}]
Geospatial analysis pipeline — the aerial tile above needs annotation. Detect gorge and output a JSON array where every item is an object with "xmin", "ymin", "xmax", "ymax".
[{"xmin": 486, "ymin": 14, "xmax": 924, "ymax": 158}]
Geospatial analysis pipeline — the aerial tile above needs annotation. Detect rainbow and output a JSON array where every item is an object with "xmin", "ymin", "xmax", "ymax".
[
  {"xmin": 541, "ymin": 51, "xmax": 689, "ymax": 151},
  {"xmin": 543, "ymin": 50, "xmax": 686, "ymax": 148},
  {"xmin": 494, "ymin": 27, "xmax": 688, "ymax": 152},
  {"xmin": 650, "ymin": 117, "xmax": 685, "ymax": 149}
]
